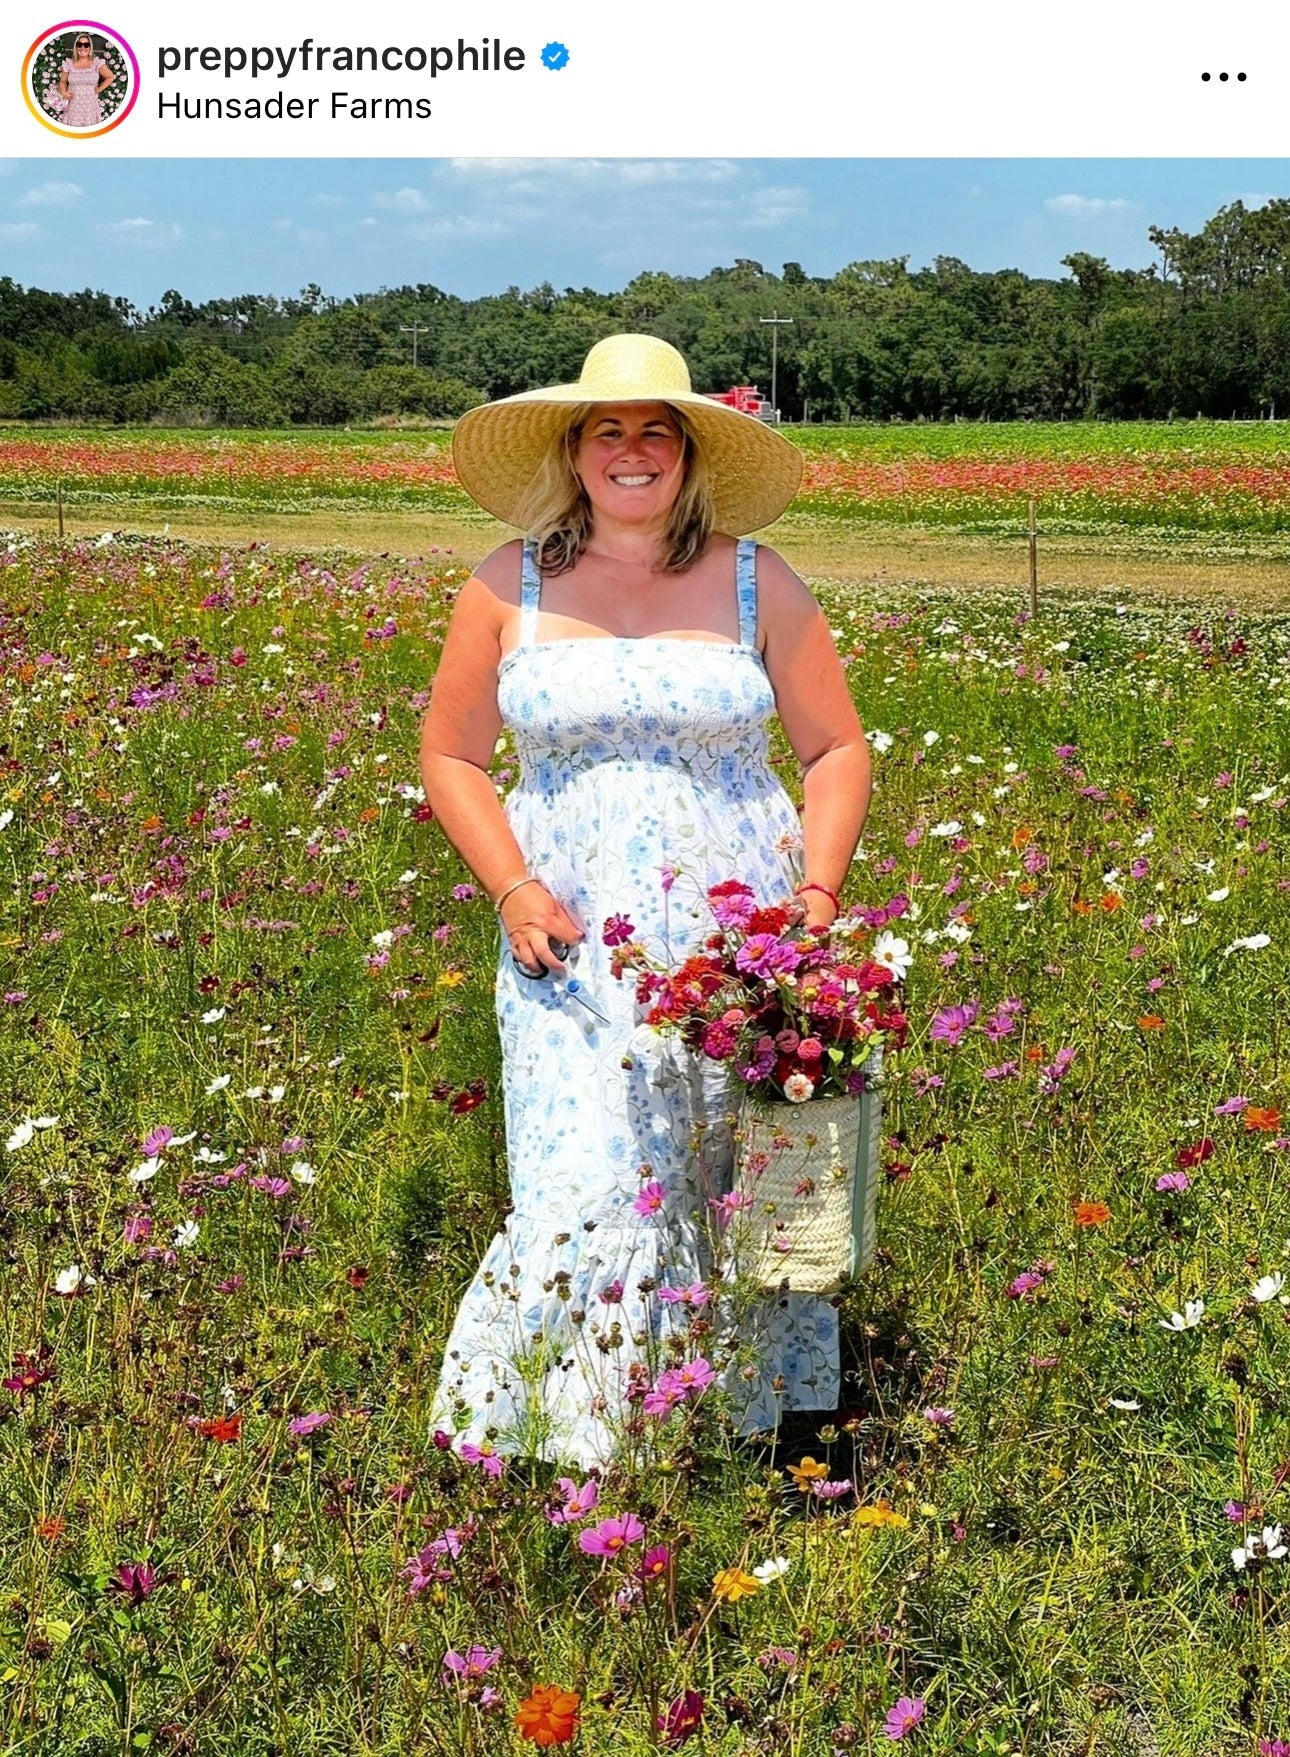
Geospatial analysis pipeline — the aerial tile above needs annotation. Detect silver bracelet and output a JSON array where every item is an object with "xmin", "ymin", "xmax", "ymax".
[{"xmin": 493, "ymin": 874, "xmax": 541, "ymax": 913}]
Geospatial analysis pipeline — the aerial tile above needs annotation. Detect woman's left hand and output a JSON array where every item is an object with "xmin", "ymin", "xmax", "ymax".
[{"xmin": 789, "ymin": 893, "xmax": 839, "ymax": 934}]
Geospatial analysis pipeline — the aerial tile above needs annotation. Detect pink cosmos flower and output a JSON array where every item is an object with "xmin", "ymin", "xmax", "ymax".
[
  {"xmin": 546, "ymin": 1477, "xmax": 600, "ymax": 1523},
  {"xmin": 288, "ymin": 1411, "xmax": 332, "ymax": 1437},
  {"xmin": 443, "ymin": 1645, "xmax": 501, "ymax": 1679},
  {"xmin": 656, "ymin": 1281, "xmax": 711, "ymax": 1307},
  {"xmin": 1155, "ymin": 1170, "xmax": 1191, "ymax": 1193},
  {"xmin": 578, "ymin": 1512, "xmax": 646, "ymax": 1556},
  {"xmin": 634, "ymin": 1180, "xmax": 667, "ymax": 1216},
  {"xmin": 637, "ymin": 1543, "xmax": 671, "ymax": 1582},
  {"xmin": 459, "ymin": 1442, "xmax": 505, "ymax": 1478},
  {"xmin": 883, "ymin": 1695, "xmax": 926, "ymax": 1740}
]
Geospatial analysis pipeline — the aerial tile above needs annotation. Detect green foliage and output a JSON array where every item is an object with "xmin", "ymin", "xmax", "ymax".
[{"xmin": 6, "ymin": 198, "xmax": 1290, "ymax": 426}]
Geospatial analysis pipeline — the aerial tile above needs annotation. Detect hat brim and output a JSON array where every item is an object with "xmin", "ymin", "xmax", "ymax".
[{"xmin": 451, "ymin": 385, "xmax": 803, "ymax": 536}]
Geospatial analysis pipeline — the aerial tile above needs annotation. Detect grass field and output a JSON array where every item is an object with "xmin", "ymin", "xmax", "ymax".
[{"xmin": 1, "ymin": 427, "xmax": 1289, "ymax": 1754}]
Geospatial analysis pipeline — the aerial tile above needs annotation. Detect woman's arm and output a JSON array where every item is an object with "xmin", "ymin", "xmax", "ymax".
[
  {"xmin": 58, "ymin": 68, "xmax": 69, "ymax": 97},
  {"xmin": 97, "ymin": 61, "xmax": 117, "ymax": 90},
  {"xmin": 419, "ymin": 556, "xmax": 529, "ymax": 901},
  {"xmin": 757, "ymin": 545, "xmax": 872, "ymax": 924},
  {"xmin": 420, "ymin": 545, "xmax": 587, "ymax": 969}
]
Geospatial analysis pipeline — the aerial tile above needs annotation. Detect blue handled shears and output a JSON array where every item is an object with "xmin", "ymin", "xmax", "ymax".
[{"xmin": 513, "ymin": 936, "xmax": 612, "ymax": 1025}]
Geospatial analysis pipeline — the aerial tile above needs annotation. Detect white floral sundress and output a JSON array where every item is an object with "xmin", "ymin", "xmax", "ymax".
[{"xmin": 429, "ymin": 537, "xmax": 842, "ymax": 1466}]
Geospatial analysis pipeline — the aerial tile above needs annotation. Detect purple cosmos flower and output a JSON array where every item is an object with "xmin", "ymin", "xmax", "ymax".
[
  {"xmin": 1155, "ymin": 1170, "xmax": 1191, "ymax": 1193},
  {"xmin": 443, "ymin": 1645, "xmax": 500, "ymax": 1679},
  {"xmin": 288, "ymin": 1411, "xmax": 333, "ymax": 1438},
  {"xmin": 546, "ymin": 1477, "xmax": 600, "ymax": 1524},
  {"xmin": 1215, "ymin": 1095, "xmax": 1250, "ymax": 1116},
  {"xmin": 883, "ymin": 1696, "xmax": 926, "ymax": 1741},
  {"xmin": 634, "ymin": 1180, "xmax": 667, "ymax": 1216},
  {"xmin": 657, "ymin": 1689, "xmax": 705, "ymax": 1746},
  {"xmin": 922, "ymin": 1406, "xmax": 955, "ymax": 1426},
  {"xmin": 459, "ymin": 1442, "xmax": 505, "ymax": 1478},
  {"xmin": 929, "ymin": 1001, "xmax": 979, "ymax": 1047}
]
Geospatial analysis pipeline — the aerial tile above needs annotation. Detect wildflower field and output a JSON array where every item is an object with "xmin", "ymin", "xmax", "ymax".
[
  {"xmin": 1, "ymin": 511, "xmax": 1289, "ymax": 1757},
  {"xmin": 7, "ymin": 421, "xmax": 1290, "ymax": 551}
]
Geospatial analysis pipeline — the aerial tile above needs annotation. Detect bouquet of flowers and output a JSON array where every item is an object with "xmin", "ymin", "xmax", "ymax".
[
  {"xmin": 609, "ymin": 876, "xmax": 911, "ymax": 1101},
  {"xmin": 609, "ymin": 875, "xmax": 912, "ymax": 1292}
]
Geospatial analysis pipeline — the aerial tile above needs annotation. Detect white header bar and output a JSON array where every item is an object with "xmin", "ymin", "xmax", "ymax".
[{"xmin": 3, "ymin": 1, "xmax": 1285, "ymax": 157}]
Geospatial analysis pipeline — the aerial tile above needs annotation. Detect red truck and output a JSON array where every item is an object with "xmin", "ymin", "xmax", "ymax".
[{"xmin": 704, "ymin": 384, "xmax": 777, "ymax": 421}]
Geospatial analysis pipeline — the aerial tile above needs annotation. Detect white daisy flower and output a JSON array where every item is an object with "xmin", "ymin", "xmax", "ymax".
[
  {"xmin": 205, "ymin": 1074, "xmax": 232, "ymax": 1094},
  {"xmin": 752, "ymin": 1555, "xmax": 792, "ymax": 1582},
  {"xmin": 871, "ymin": 932, "xmax": 913, "ymax": 981},
  {"xmin": 54, "ymin": 1263, "xmax": 96, "ymax": 1294},
  {"xmin": 129, "ymin": 1156, "xmax": 161, "ymax": 1183},
  {"xmin": 201, "ymin": 1007, "xmax": 226, "ymax": 1024},
  {"xmin": 1233, "ymin": 1525, "xmax": 1288, "ymax": 1570},
  {"xmin": 1251, "ymin": 1273, "xmax": 1285, "ymax": 1303},
  {"xmin": 173, "ymin": 1220, "xmax": 200, "ymax": 1249},
  {"xmin": 290, "ymin": 1161, "xmax": 317, "ymax": 1185}
]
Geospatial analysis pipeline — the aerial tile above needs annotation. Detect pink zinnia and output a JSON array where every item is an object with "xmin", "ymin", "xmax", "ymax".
[
  {"xmin": 578, "ymin": 1512, "xmax": 646, "ymax": 1556},
  {"xmin": 883, "ymin": 1695, "xmax": 926, "ymax": 1741}
]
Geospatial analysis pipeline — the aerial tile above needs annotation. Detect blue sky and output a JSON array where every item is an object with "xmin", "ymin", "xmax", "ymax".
[{"xmin": 1, "ymin": 158, "xmax": 1286, "ymax": 308}]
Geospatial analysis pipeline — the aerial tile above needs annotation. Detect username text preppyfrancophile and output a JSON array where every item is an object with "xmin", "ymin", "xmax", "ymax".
[{"xmin": 155, "ymin": 38, "xmax": 530, "ymax": 123}]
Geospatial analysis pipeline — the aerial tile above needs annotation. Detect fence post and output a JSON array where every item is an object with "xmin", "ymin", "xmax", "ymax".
[
  {"xmin": 57, "ymin": 480, "xmax": 64, "ymax": 542},
  {"xmin": 1028, "ymin": 498, "xmax": 1038, "ymax": 617}
]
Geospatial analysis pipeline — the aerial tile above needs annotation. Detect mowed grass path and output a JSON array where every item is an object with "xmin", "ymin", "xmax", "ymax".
[{"xmin": 1, "ymin": 527, "xmax": 1288, "ymax": 1754}]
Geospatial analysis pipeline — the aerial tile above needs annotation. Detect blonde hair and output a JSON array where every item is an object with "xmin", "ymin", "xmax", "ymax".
[{"xmin": 511, "ymin": 401, "xmax": 715, "ymax": 577}]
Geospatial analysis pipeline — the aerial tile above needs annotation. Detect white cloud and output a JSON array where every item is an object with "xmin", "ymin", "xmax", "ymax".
[
  {"xmin": 747, "ymin": 185, "xmax": 809, "ymax": 227},
  {"xmin": 18, "ymin": 180, "xmax": 82, "ymax": 207},
  {"xmin": 1044, "ymin": 194, "xmax": 1140, "ymax": 219},
  {"xmin": 373, "ymin": 187, "xmax": 432, "ymax": 213},
  {"xmin": 0, "ymin": 221, "xmax": 39, "ymax": 241},
  {"xmin": 314, "ymin": 192, "xmax": 347, "ymax": 207},
  {"xmin": 94, "ymin": 218, "xmax": 184, "ymax": 246},
  {"xmin": 406, "ymin": 216, "xmax": 507, "ymax": 241}
]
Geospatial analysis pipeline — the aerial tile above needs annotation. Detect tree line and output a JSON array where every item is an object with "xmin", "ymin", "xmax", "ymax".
[{"xmin": 3, "ymin": 197, "xmax": 1289, "ymax": 426}]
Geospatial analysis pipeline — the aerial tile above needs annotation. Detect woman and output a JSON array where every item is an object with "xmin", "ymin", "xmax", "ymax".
[
  {"xmin": 59, "ymin": 33, "xmax": 116, "ymax": 128},
  {"xmin": 422, "ymin": 334, "xmax": 872, "ymax": 1467}
]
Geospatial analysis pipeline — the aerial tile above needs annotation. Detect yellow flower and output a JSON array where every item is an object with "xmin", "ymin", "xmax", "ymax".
[
  {"xmin": 437, "ymin": 970, "xmax": 467, "ymax": 987},
  {"xmin": 712, "ymin": 1566, "xmax": 762, "ymax": 1603},
  {"xmin": 786, "ymin": 1456, "xmax": 830, "ymax": 1491},
  {"xmin": 852, "ymin": 1500, "xmax": 910, "ymax": 1530}
]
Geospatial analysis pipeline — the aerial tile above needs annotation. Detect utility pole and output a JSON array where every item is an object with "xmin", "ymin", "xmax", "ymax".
[
  {"xmin": 759, "ymin": 313, "xmax": 793, "ymax": 422},
  {"xmin": 399, "ymin": 322, "xmax": 429, "ymax": 369}
]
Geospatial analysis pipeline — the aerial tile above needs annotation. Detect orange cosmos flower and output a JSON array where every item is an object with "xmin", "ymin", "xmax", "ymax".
[
  {"xmin": 514, "ymin": 1685, "xmax": 581, "ymax": 1747},
  {"xmin": 1137, "ymin": 1015, "xmax": 1165, "ymax": 1031},
  {"xmin": 36, "ymin": 1516, "xmax": 65, "ymax": 1541},
  {"xmin": 1012, "ymin": 825, "xmax": 1034, "ymax": 850},
  {"xmin": 712, "ymin": 1567, "xmax": 762, "ymax": 1603},
  {"xmin": 1244, "ymin": 1108, "xmax": 1282, "ymax": 1132},
  {"xmin": 786, "ymin": 1456, "xmax": 830, "ymax": 1491},
  {"xmin": 197, "ymin": 1414, "xmax": 243, "ymax": 1443},
  {"xmin": 1099, "ymin": 893, "xmax": 1123, "ymax": 912},
  {"xmin": 358, "ymin": 806, "xmax": 380, "ymax": 824},
  {"xmin": 1073, "ymin": 1201, "xmax": 1110, "ymax": 1227},
  {"xmin": 1071, "ymin": 899, "xmax": 1094, "ymax": 916},
  {"xmin": 853, "ymin": 1500, "xmax": 909, "ymax": 1529}
]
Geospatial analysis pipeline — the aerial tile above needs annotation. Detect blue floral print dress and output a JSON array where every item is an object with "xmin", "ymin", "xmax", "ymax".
[{"xmin": 430, "ymin": 537, "xmax": 842, "ymax": 1466}]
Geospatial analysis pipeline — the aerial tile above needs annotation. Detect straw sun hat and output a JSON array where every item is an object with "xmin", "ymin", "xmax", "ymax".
[{"xmin": 450, "ymin": 333, "xmax": 804, "ymax": 536}]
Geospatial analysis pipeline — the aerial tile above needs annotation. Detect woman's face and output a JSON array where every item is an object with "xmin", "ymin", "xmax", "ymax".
[
  {"xmin": 572, "ymin": 402, "xmax": 687, "ymax": 527},
  {"xmin": 73, "ymin": 37, "xmax": 92, "ymax": 57}
]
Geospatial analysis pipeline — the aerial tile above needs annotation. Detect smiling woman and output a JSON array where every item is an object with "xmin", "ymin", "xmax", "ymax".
[{"xmin": 420, "ymin": 333, "xmax": 874, "ymax": 1468}]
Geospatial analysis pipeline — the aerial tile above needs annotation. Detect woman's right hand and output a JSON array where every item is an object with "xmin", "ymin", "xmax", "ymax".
[{"xmin": 499, "ymin": 881, "xmax": 585, "ymax": 975}]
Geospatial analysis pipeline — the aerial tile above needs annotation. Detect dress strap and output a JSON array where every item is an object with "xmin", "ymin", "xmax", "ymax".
[
  {"xmin": 735, "ymin": 538, "xmax": 758, "ymax": 649},
  {"xmin": 518, "ymin": 538, "xmax": 542, "ymax": 648}
]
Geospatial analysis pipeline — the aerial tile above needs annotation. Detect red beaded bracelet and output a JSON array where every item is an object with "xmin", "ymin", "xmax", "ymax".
[{"xmin": 795, "ymin": 881, "xmax": 840, "ymax": 910}]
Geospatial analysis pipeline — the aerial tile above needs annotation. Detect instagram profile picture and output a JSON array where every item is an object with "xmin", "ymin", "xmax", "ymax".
[{"xmin": 23, "ymin": 21, "xmax": 139, "ymax": 138}]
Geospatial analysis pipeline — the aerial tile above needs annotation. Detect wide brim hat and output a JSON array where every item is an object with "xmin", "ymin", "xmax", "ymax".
[{"xmin": 451, "ymin": 333, "xmax": 803, "ymax": 536}]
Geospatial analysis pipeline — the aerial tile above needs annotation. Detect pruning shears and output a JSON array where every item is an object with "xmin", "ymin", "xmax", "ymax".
[{"xmin": 512, "ymin": 937, "xmax": 612, "ymax": 1026}]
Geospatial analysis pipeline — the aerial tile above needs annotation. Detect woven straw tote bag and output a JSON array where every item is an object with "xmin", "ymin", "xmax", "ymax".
[{"xmin": 723, "ymin": 1044, "xmax": 884, "ymax": 1294}]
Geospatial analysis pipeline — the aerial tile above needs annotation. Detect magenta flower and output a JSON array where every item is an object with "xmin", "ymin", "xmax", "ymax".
[
  {"xmin": 883, "ymin": 1695, "xmax": 926, "ymax": 1740},
  {"xmin": 634, "ymin": 1180, "xmax": 667, "ymax": 1216},
  {"xmin": 707, "ymin": 880, "xmax": 757, "ymax": 929},
  {"xmin": 1258, "ymin": 1742, "xmax": 1290, "ymax": 1757},
  {"xmin": 922, "ymin": 1406, "xmax": 955, "ymax": 1426},
  {"xmin": 288, "ymin": 1411, "xmax": 332, "ymax": 1438},
  {"xmin": 546, "ymin": 1477, "xmax": 600, "ymax": 1524},
  {"xmin": 657, "ymin": 1281, "xmax": 711, "ymax": 1307},
  {"xmin": 735, "ymin": 934, "xmax": 803, "ymax": 980},
  {"xmin": 141, "ymin": 1124, "xmax": 174, "ymax": 1157},
  {"xmin": 459, "ymin": 1442, "xmax": 506, "ymax": 1478},
  {"xmin": 602, "ymin": 912, "xmax": 636, "ymax": 946},
  {"xmin": 637, "ymin": 1543, "xmax": 671, "ymax": 1582},
  {"xmin": 657, "ymin": 1689, "xmax": 705, "ymax": 1746},
  {"xmin": 929, "ymin": 1001, "xmax": 978, "ymax": 1047},
  {"xmin": 110, "ymin": 1562, "xmax": 158, "ymax": 1607},
  {"xmin": 443, "ymin": 1645, "xmax": 501, "ymax": 1680},
  {"xmin": 598, "ymin": 1278, "xmax": 624, "ymax": 1303},
  {"xmin": 671, "ymin": 1356, "xmax": 716, "ymax": 1395},
  {"xmin": 578, "ymin": 1512, "xmax": 646, "ymax": 1556},
  {"xmin": 643, "ymin": 1373, "xmax": 689, "ymax": 1417},
  {"xmin": 707, "ymin": 1189, "xmax": 753, "ymax": 1225},
  {"xmin": 1155, "ymin": 1170, "xmax": 1191, "ymax": 1193}
]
